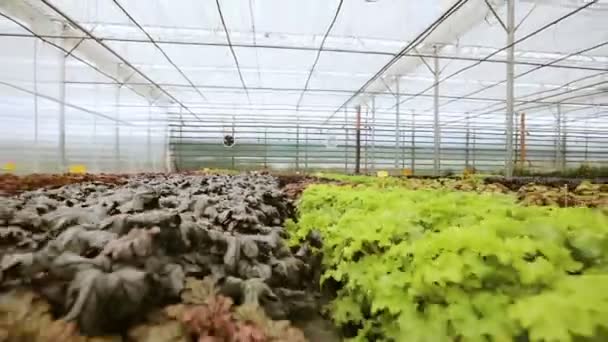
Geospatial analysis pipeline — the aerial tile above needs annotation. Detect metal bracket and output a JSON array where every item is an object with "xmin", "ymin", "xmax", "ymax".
[
  {"xmin": 515, "ymin": 3, "xmax": 538, "ymax": 31},
  {"xmin": 484, "ymin": 0, "xmax": 507, "ymax": 32},
  {"xmin": 414, "ymin": 47, "xmax": 435, "ymax": 74},
  {"xmin": 380, "ymin": 77, "xmax": 399, "ymax": 100}
]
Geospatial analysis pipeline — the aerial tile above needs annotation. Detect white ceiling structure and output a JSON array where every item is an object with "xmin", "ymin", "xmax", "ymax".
[{"xmin": 0, "ymin": 0, "xmax": 606, "ymax": 172}]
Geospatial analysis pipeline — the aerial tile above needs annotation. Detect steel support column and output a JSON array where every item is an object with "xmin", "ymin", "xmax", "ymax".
[
  {"xmin": 355, "ymin": 105, "xmax": 362, "ymax": 174},
  {"xmin": 114, "ymin": 85, "xmax": 121, "ymax": 171},
  {"xmin": 411, "ymin": 111, "xmax": 416, "ymax": 173},
  {"xmin": 58, "ymin": 43, "xmax": 67, "ymax": 171},
  {"xmin": 263, "ymin": 128, "xmax": 268, "ymax": 169},
  {"xmin": 465, "ymin": 114, "xmax": 470, "ymax": 168},
  {"xmin": 304, "ymin": 128, "xmax": 309, "ymax": 170},
  {"xmin": 371, "ymin": 96, "xmax": 376, "ymax": 172},
  {"xmin": 561, "ymin": 108, "xmax": 567, "ymax": 171},
  {"xmin": 395, "ymin": 77, "xmax": 400, "ymax": 171},
  {"xmin": 33, "ymin": 39, "xmax": 39, "ymax": 172},
  {"xmin": 344, "ymin": 107, "xmax": 348, "ymax": 173},
  {"xmin": 296, "ymin": 110, "xmax": 300, "ymax": 171},
  {"xmin": 433, "ymin": 47, "xmax": 441, "ymax": 176},
  {"xmin": 505, "ymin": 0, "xmax": 516, "ymax": 177},
  {"xmin": 147, "ymin": 104, "xmax": 152, "ymax": 169},
  {"xmin": 555, "ymin": 104, "xmax": 562, "ymax": 169}
]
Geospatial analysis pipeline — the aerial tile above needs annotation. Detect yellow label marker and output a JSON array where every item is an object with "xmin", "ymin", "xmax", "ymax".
[
  {"xmin": 68, "ymin": 164, "xmax": 87, "ymax": 174},
  {"xmin": 2, "ymin": 162, "xmax": 16, "ymax": 172},
  {"xmin": 377, "ymin": 170, "xmax": 389, "ymax": 178},
  {"xmin": 402, "ymin": 168, "xmax": 413, "ymax": 176}
]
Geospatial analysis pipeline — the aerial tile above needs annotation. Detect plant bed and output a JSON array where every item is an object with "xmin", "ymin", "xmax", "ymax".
[
  {"xmin": 287, "ymin": 183, "xmax": 608, "ymax": 341},
  {"xmin": 0, "ymin": 173, "xmax": 337, "ymax": 341}
]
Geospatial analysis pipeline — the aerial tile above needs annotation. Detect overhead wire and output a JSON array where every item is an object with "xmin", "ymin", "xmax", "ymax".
[
  {"xmin": 424, "ymin": 40, "xmax": 608, "ymax": 117},
  {"xmin": 64, "ymin": 80, "xmax": 605, "ymax": 110},
  {"xmin": 378, "ymin": 0, "xmax": 600, "ymax": 114},
  {"xmin": 0, "ymin": 12, "xmax": 140, "ymax": 99},
  {"xmin": 111, "ymin": 0, "xmax": 208, "ymax": 102},
  {"xmin": 215, "ymin": 0, "xmax": 250, "ymax": 102},
  {"xmin": 247, "ymin": 0, "xmax": 262, "ymax": 85},
  {"xmin": 1, "ymin": 31, "xmax": 605, "ymax": 73},
  {"xmin": 38, "ymin": 0, "xmax": 203, "ymax": 122},
  {"xmin": 321, "ymin": 0, "xmax": 472, "ymax": 125},
  {"xmin": 441, "ymin": 80, "xmax": 608, "ymax": 127},
  {"xmin": 295, "ymin": 0, "xmax": 344, "ymax": 109}
]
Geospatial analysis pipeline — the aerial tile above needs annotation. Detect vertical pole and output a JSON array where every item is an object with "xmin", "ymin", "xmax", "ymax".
[
  {"xmin": 344, "ymin": 107, "xmax": 348, "ymax": 173},
  {"xmin": 58, "ymin": 46, "xmax": 67, "ymax": 172},
  {"xmin": 114, "ymin": 85, "xmax": 121, "ymax": 171},
  {"xmin": 231, "ymin": 116, "xmax": 235, "ymax": 170},
  {"xmin": 177, "ymin": 106, "xmax": 183, "ymax": 172},
  {"xmin": 264, "ymin": 128, "xmax": 268, "ymax": 169},
  {"xmin": 305, "ymin": 127, "xmax": 309, "ymax": 170},
  {"xmin": 514, "ymin": 112, "xmax": 519, "ymax": 165},
  {"xmin": 465, "ymin": 114, "xmax": 470, "ymax": 169},
  {"xmin": 147, "ymin": 104, "xmax": 152, "ymax": 170},
  {"xmin": 355, "ymin": 105, "xmax": 362, "ymax": 174},
  {"xmin": 555, "ymin": 104, "xmax": 562, "ymax": 170},
  {"xmin": 296, "ymin": 110, "xmax": 300, "ymax": 171},
  {"xmin": 505, "ymin": 0, "xmax": 516, "ymax": 177},
  {"xmin": 365, "ymin": 106, "xmax": 369, "ymax": 173},
  {"xmin": 395, "ymin": 76, "xmax": 400, "ymax": 171},
  {"xmin": 561, "ymin": 107, "xmax": 567, "ymax": 171},
  {"xmin": 371, "ymin": 96, "xmax": 376, "ymax": 172},
  {"xmin": 33, "ymin": 39, "xmax": 40, "ymax": 172},
  {"xmin": 584, "ymin": 120, "xmax": 589, "ymax": 163},
  {"xmin": 472, "ymin": 129, "xmax": 476, "ymax": 169},
  {"xmin": 411, "ymin": 111, "xmax": 416, "ymax": 173},
  {"xmin": 520, "ymin": 112, "xmax": 527, "ymax": 167},
  {"xmin": 433, "ymin": 46, "xmax": 441, "ymax": 176}
]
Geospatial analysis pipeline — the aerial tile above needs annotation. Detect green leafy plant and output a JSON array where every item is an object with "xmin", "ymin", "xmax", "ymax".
[{"xmin": 288, "ymin": 184, "xmax": 608, "ymax": 341}]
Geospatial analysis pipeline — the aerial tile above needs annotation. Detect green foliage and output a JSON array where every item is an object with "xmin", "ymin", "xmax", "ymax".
[{"xmin": 288, "ymin": 184, "xmax": 608, "ymax": 341}]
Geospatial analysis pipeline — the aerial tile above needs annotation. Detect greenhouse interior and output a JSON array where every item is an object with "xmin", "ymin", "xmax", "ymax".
[{"xmin": 0, "ymin": 0, "xmax": 607, "ymax": 341}]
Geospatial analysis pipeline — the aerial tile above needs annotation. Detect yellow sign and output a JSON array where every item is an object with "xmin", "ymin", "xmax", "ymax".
[
  {"xmin": 377, "ymin": 170, "xmax": 389, "ymax": 178},
  {"xmin": 68, "ymin": 164, "xmax": 87, "ymax": 174},
  {"xmin": 402, "ymin": 168, "xmax": 413, "ymax": 176},
  {"xmin": 2, "ymin": 162, "xmax": 16, "ymax": 172}
]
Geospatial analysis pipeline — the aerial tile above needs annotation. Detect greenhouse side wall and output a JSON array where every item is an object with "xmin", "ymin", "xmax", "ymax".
[
  {"xmin": 0, "ymin": 37, "xmax": 168, "ymax": 175},
  {"xmin": 169, "ymin": 119, "xmax": 608, "ymax": 175}
]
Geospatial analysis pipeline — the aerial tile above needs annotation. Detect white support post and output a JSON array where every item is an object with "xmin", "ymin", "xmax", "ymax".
[
  {"xmin": 555, "ymin": 104, "xmax": 562, "ymax": 170},
  {"xmin": 395, "ymin": 76, "xmax": 400, "ymax": 171},
  {"xmin": 371, "ymin": 96, "xmax": 376, "ymax": 173},
  {"xmin": 505, "ymin": 0, "xmax": 516, "ymax": 177},
  {"xmin": 433, "ymin": 47, "xmax": 441, "ymax": 176},
  {"xmin": 344, "ymin": 107, "xmax": 348, "ymax": 173},
  {"xmin": 147, "ymin": 104, "xmax": 152, "ymax": 170},
  {"xmin": 296, "ymin": 110, "xmax": 300, "ymax": 171},
  {"xmin": 561, "ymin": 107, "xmax": 567, "ymax": 171},
  {"xmin": 304, "ymin": 127, "xmax": 309, "ymax": 170},
  {"xmin": 411, "ymin": 111, "xmax": 416, "ymax": 172},
  {"xmin": 465, "ymin": 114, "xmax": 470, "ymax": 169},
  {"xmin": 58, "ymin": 39, "xmax": 67, "ymax": 172},
  {"xmin": 114, "ymin": 85, "xmax": 121, "ymax": 171},
  {"xmin": 33, "ymin": 39, "xmax": 40, "ymax": 172}
]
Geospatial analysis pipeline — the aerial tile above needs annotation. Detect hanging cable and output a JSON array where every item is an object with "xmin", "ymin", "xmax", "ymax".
[
  {"xmin": 111, "ymin": 0, "xmax": 208, "ymax": 102},
  {"xmin": 380, "ymin": 0, "xmax": 599, "ymax": 114},
  {"xmin": 215, "ymin": 0, "xmax": 250, "ymax": 102},
  {"xmin": 321, "ymin": 0, "xmax": 471, "ymax": 125},
  {"xmin": 39, "ymin": 0, "xmax": 203, "ymax": 122},
  {"xmin": 296, "ymin": 0, "xmax": 344, "ymax": 109}
]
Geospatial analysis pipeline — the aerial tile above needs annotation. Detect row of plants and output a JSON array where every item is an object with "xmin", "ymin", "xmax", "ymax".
[
  {"xmin": 287, "ymin": 183, "xmax": 608, "ymax": 341},
  {"xmin": 314, "ymin": 173, "xmax": 607, "ymax": 209}
]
